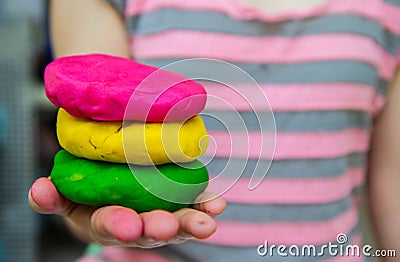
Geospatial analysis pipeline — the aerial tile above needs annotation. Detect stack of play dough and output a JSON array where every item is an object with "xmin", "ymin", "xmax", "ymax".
[{"xmin": 44, "ymin": 54, "xmax": 210, "ymax": 212}]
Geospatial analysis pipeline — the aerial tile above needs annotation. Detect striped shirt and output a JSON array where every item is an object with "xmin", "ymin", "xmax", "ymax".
[{"xmin": 97, "ymin": 0, "xmax": 400, "ymax": 261}]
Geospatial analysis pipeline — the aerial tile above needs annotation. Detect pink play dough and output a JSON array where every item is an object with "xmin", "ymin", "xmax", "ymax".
[{"xmin": 44, "ymin": 54, "xmax": 207, "ymax": 122}]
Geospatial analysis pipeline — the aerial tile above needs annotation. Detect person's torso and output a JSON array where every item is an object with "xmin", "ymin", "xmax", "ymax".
[{"xmin": 106, "ymin": 0, "xmax": 400, "ymax": 260}]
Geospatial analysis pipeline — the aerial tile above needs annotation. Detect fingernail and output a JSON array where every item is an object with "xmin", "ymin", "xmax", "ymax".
[
  {"xmin": 180, "ymin": 234, "xmax": 195, "ymax": 240},
  {"xmin": 206, "ymin": 211, "xmax": 216, "ymax": 218},
  {"xmin": 146, "ymin": 238, "xmax": 158, "ymax": 243},
  {"xmin": 138, "ymin": 238, "xmax": 164, "ymax": 248}
]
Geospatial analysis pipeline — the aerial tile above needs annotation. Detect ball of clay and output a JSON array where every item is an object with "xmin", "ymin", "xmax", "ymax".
[
  {"xmin": 44, "ymin": 54, "xmax": 207, "ymax": 122},
  {"xmin": 56, "ymin": 109, "xmax": 209, "ymax": 165},
  {"xmin": 50, "ymin": 150, "xmax": 209, "ymax": 212}
]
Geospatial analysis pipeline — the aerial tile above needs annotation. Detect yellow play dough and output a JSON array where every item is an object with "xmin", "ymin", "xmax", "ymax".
[{"xmin": 57, "ymin": 108, "xmax": 209, "ymax": 165}]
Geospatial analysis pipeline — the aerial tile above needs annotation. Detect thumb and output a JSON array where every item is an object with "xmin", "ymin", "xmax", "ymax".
[{"xmin": 28, "ymin": 177, "xmax": 74, "ymax": 215}]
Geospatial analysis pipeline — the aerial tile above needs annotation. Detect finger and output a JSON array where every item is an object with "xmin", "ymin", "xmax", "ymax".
[
  {"xmin": 173, "ymin": 208, "xmax": 217, "ymax": 240},
  {"xmin": 29, "ymin": 178, "xmax": 144, "ymax": 245},
  {"xmin": 192, "ymin": 192, "xmax": 226, "ymax": 217},
  {"xmin": 133, "ymin": 238, "xmax": 168, "ymax": 249},
  {"xmin": 28, "ymin": 177, "xmax": 74, "ymax": 215},
  {"xmin": 140, "ymin": 210, "xmax": 179, "ymax": 241},
  {"xmin": 90, "ymin": 206, "xmax": 143, "ymax": 245}
]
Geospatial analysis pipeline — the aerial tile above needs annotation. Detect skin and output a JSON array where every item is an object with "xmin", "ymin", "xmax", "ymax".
[
  {"xmin": 30, "ymin": 0, "xmax": 400, "ymax": 259},
  {"xmin": 244, "ymin": 0, "xmax": 327, "ymax": 14},
  {"xmin": 368, "ymin": 69, "xmax": 400, "ymax": 262},
  {"xmin": 29, "ymin": 0, "xmax": 226, "ymax": 249},
  {"xmin": 28, "ymin": 177, "xmax": 224, "ymax": 247}
]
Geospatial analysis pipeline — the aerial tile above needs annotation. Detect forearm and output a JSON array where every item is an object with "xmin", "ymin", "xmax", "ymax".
[
  {"xmin": 48, "ymin": 0, "xmax": 130, "ymax": 242},
  {"xmin": 49, "ymin": 0, "xmax": 130, "ymax": 58}
]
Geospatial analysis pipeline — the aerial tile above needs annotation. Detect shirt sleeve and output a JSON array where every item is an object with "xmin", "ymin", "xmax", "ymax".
[{"xmin": 105, "ymin": 0, "xmax": 126, "ymax": 15}]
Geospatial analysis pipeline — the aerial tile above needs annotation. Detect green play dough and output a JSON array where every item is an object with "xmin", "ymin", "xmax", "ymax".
[{"xmin": 50, "ymin": 150, "xmax": 209, "ymax": 212}]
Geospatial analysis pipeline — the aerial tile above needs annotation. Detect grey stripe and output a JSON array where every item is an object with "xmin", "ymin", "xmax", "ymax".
[
  {"xmin": 217, "ymin": 196, "xmax": 352, "ymax": 222},
  {"xmin": 127, "ymin": 9, "xmax": 400, "ymax": 54},
  {"xmin": 201, "ymin": 110, "xmax": 372, "ymax": 132},
  {"xmin": 385, "ymin": 0, "xmax": 400, "ymax": 7},
  {"xmin": 139, "ymin": 59, "xmax": 381, "ymax": 86},
  {"xmin": 352, "ymin": 184, "xmax": 365, "ymax": 199},
  {"xmin": 204, "ymin": 153, "xmax": 366, "ymax": 179},
  {"xmin": 168, "ymin": 226, "xmax": 362, "ymax": 261}
]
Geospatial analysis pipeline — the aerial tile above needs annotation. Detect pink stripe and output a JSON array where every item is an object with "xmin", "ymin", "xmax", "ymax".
[
  {"xmin": 131, "ymin": 32, "xmax": 396, "ymax": 79},
  {"xmin": 76, "ymin": 257, "xmax": 103, "ymax": 262},
  {"xmin": 102, "ymin": 247, "xmax": 173, "ymax": 262},
  {"xmin": 203, "ymin": 207, "xmax": 358, "ymax": 246},
  {"xmin": 126, "ymin": 0, "xmax": 241, "ymax": 17},
  {"xmin": 207, "ymin": 168, "xmax": 365, "ymax": 204},
  {"xmin": 125, "ymin": 0, "xmax": 400, "ymax": 34},
  {"xmin": 206, "ymin": 129, "xmax": 370, "ymax": 160},
  {"xmin": 203, "ymin": 82, "xmax": 378, "ymax": 113},
  {"xmin": 372, "ymin": 93, "xmax": 386, "ymax": 116},
  {"xmin": 328, "ymin": 0, "xmax": 400, "ymax": 35},
  {"xmin": 324, "ymin": 255, "xmax": 363, "ymax": 262}
]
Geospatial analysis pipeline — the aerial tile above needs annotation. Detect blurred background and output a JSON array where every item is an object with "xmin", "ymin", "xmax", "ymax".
[
  {"xmin": 0, "ymin": 0, "xmax": 85, "ymax": 261},
  {"xmin": 0, "ymin": 1, "xmax": 378, "ymax": 262}
]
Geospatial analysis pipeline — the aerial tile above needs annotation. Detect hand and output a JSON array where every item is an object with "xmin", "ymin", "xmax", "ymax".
[{"xmin": 28, "ymin": 177, "xmax": 226, "ymax": 248}]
